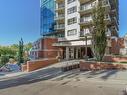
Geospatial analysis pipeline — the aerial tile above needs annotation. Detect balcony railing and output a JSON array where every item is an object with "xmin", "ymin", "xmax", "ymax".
[
  {"xmin": 54, "ymin": 24, "xmax": 65, "ymax": 30},
  {"xmin": 80, "ymin": 31, "xmax": 91, "ymax": 37},
  {"xmin": 80, "ymin": 4, "xmax": 93, "ymax": 11},
  {"xmin": 102, "ymin": 0, "xmax": 110, "ymax": 6},
  {"xmin": 79, "ymin": 0, "xmax": 91, "ymax": 4},
  {"xmin": 106, "ymin": 29, "xmax": 111, "ymax": 37},
  {"xmin": 55, "ymin": 14, "xmax": 65, "ymax": 20},
  {"xmin": 113, "ymin": 17, "xmax": 119, "ymax": 26},
  {"xmin": 57, "ymin": 3, "xmax": 65, "ymax": 9},
  {"xmin": 80, "ymin": 17, "xmax": 92, "ymax": 24}
]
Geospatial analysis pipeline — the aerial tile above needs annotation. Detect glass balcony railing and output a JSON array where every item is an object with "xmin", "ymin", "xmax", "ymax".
[
  {"xmin": 56, "ymin": 3, "xmax": 65, "ymax": 9},
  {"xmin": 80, "ymin": 4, "xmax": 93, "ymax": 11},
  {"xmin": 80, "ymin": 30, "xmax": 91, "ymax": 37},
  {"xmin": 54, "ymin": 24, "xmax": 65, "ymax": 30},
  {"xmin": 80, "ymin": 17, "xmax": 92, "ymax": 23},
  {"xmin": 58, "ymin": 4, "xmax": 64, "ymax": 8},
  {"xmin": 55, "ymin": 14, "xmax": 65, "ymax": 20}
]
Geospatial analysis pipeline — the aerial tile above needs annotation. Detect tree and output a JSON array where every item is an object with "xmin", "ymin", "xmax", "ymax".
[
  {"xmin": 23, "ymin": 42, "xmax": 32, "ymax": 62},
  {"xmin": 0, "ymin": 55, "xmax": 9, "ymax": 67},
  {"xmin": 18, "ymin": 38, "xmax": 24, "ymax": 65},
  {"xmin": 92, "ymin": 1, "xmax": 107, "ymax": 61},
  {"xmin": 24, "ymin": 42, "xmax": 32, "ymax": 51}
]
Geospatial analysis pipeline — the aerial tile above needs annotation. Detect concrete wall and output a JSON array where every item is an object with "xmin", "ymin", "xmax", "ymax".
[{"xmin": 65, "ymin": 0, "xmax": 80, "ymax": 40}]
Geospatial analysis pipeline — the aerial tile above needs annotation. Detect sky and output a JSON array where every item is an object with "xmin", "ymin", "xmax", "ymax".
[
  {"xmin": 119, "ymin": 0, "xmax": 127, "ymax": 36},
  {"xmin": 0, "ymin": 0, "xmax": 127, "ymax": 45},
  {"xmin": 0, "ymin": 0, "xmax": 40, "ymax": 45}
]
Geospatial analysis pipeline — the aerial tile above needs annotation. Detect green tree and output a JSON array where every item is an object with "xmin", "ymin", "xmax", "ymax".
[
  {"xmin": 24, "ymin": 42, "xmax": 32, "ymax": 51},
  {"xmin": 92, "ymin": 2, "xmax": 107, "ymax": 61},
  {"xmin": 0, "ymin": 55, "xmax": 9, "ymax": 67},
  {"xmin": 18, "ymin": 38, "xmax": 24, "ymax": 65}
]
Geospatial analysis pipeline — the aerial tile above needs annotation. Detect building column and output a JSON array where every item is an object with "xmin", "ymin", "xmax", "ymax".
[
  {"xmin": 76, "ymin": 48, "xmax": 78, "ymax": 59},
  {"xmin": 66, "ymin": 47, "xmax": 69, "ymax": 60},
  {"xmin": 71, "ymin": 47, "xmax": 74, "ymax": 59}
]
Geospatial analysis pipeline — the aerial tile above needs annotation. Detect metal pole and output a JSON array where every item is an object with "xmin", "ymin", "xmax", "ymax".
[{"xmin": 85, "ymin": 36, "xmax": 88, "ymax": 60}]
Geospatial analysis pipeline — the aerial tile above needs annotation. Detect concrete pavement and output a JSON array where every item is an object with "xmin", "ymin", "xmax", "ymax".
[
  {"xmin": 0, "ymin": 60, "xmax": 127, "ymax": 95},
  {"xmin": 0, "ymin": 76, "xmax": 126, "ymax": 95}
]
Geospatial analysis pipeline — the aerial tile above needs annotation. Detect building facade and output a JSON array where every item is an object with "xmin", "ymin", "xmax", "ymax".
[
  {"xmin": 30, "ymin": 0, "xmax": 119, "ymax": 60},
  {"xmin": 53, "ymin": 0, "xmax": 119, "ymax": 60},
  {"xmin": 120, "ymin": 34, "xmax": 127, "ymax": 55},
  {"xmin": 40, "ymin": 0, "xmax": 55, "ymax": 36}
]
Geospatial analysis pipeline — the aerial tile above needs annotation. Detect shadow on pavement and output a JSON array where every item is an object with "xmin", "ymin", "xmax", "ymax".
[
  {"xmin": 0, "ymin": 66, "xmax": 123, "ymax": 89},
  {"xmin": 100, "ymin": 70, "xmax": 118, "ymax": 80},
  {"xmin": 0, "ymin": 67, "xmax": 63, "ymax": 89}
]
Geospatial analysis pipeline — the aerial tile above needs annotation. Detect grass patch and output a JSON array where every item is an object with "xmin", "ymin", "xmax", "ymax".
[{"xmin": 120, "ymin": 62, "xmax": 127, "ymax": 64}]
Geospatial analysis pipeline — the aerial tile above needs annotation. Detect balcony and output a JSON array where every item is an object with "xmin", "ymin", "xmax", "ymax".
[
  {"xmin": 113, "ymin": 17, "xmax": 119, "ymax": 27},
  {"xmin": 111, "ymin": 9, "xmax": 117, "ymax": 15},
  {"xmin": 79, "ymin": 17, "xmax": 92, "ymax": 26},
  {"xmin": 106, "ymin": 28, "xmax": 111, "ymax": 37},
  {"xmin": 55, "ymin": 3, "xmax": 65, "ymax": 12},
  {"xmin": 104, "ymin": 14, "xmax": 111, "ymax": 24},
  {"xmin": 79, "ymin": 4, "xmax": 93, "ymax": 15},
  {"xmin": 107, "ymin": 39, "xmax": 111, "ymax": 47},
  {"xmin": 112, "ymin": 26, "xmax": 118, "ymax": 32},
  {"xmin": 55, "ymin": 0, "xmax": 64, "ymax": 3},
  {"xmin": 55, "ymin": 14, "xmax": 65, "ymax": 21},
  {"xmin": 80, "ymin": 31, "xmax": 92, "ymax": 40},
  {"xmin": 79, "ymin": 0, "xmax": 94, "ymax": 4},
  {"xmin": 102, "ymin": 0, "xmax": 111, "ymax": 11},
  {"xmin": 111, "ymin": 26, "xmax": 118, "ymax": 36},
  {"xmin": 54, "ymin": 24, "xmax": 65, "ymax": 30}
]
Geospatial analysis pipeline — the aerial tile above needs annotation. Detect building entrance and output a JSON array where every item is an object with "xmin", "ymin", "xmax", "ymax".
[{"xmin": 64, "ymin": 47, "xmax": 93, "ymax": 60}]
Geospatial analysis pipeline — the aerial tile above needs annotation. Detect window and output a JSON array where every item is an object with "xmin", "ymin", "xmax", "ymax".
[
  {"xmin": 41, "ymin": 0, "xmax": 55, "ymax": 36},
  {"xmin": 68, "ymin": 0, "xmax": 76, "ymax": 4},
  {"xmin": 67, "ymin": 29, "xmax": 77, "ymax": 36},
  {"xmin": 67, "ymin": 6, "xmax": 77, "ymax": 14},
  {"xmin": 68, "ymin": 17, "xmax": 77, "ymax": 25}
]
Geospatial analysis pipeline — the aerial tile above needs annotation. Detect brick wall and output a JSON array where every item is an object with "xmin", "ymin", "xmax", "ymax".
[
  {"xmin": 22, "ymin": 64, "xmax": 27, "ymax": 71},
  {"xmin": 22, "ymin": 59, "xmax": 58, "ymax": 72},
  {"xmin": 80, "ymin": 61, "xmax": 127, "ymax": 71},
  {"xmin": 30, "ymin": 38, "xmax": 61, "ymax": 59},
  {"xmin": 111, "ymin": 38, "xmax": 125, "ymax": 54},
  {"xmin": 103, "ymin": 55, "xmax": 127, "ymax": 62}
]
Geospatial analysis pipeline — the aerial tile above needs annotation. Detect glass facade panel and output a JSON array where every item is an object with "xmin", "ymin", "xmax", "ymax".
[{"xmin": 40, "ymin": 0, "xmax": 55, "ymax": 36}]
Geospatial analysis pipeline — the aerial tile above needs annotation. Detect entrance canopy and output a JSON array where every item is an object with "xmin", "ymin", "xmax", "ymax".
[{"xmin": 53, "ymin": 40, "xmax": 92, "ymax": 47}]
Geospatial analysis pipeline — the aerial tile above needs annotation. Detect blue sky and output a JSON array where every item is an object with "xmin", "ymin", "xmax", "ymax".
[
  {"xmin": 119, "ymin": 0, "xmax": 127, "ymax": 36},
  {"xmin": 0, "ymin": 0, "xmax": 126, "ymax": 45},
  {"xmin": 0, "ymin": 0, "xmax": 40, "ymax": 45}
]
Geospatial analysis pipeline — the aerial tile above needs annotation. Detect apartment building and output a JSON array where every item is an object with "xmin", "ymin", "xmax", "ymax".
[
  {"xmin": 30, "ymin": 0, "xmax": 119, "ymax": 60},
  {"xmin": 120, "ymin": 34, "xmax": 127, "ymax": 55},
  {"xmin": 53, "ymin": 0, "xmax": 119, "ymax": 60}
]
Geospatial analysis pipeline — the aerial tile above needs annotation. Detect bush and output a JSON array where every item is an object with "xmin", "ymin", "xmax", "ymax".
[{"xmin": 0, "ymin": 55, "xmax": 9, "ymax": 67}]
